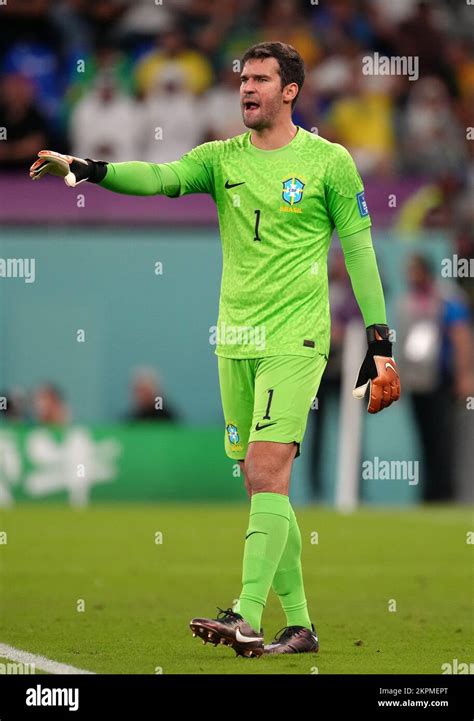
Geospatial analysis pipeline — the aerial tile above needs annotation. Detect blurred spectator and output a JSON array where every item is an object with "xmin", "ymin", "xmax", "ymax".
[
  {"xmin": 422, "ymin": 174, "xmax": 466, "ymax": 230},
  {"xmin": 454, "ymin": 227, "xmax": 474, "ymax": 314},
  {"xmin": 322, "ymin": 56, "xmax": 396, "ymax": 175},
  {"xmin": 0, "ymin": 387, "xmax": 28, "ymax": 423},
  {"xmin": 126, "ymin": 368, "xmax": 178, "ymax": 422},
  {"xmin": 0, "ymin": 0, "xmax": 63, "ymax": 127},
  {"xmin": 64, "ymin": 44, "xmax": 136, "ymax": 124},
  {"xmin": 0, "ymin": 0, "xmax": 60, "ymax": 57},
  {"xmin": 401, "ymin": 77, "xmax": 466, "ymax": 176},
  {"xmin": 397, "ymin": 255, "xmax": 474, "ymax": 501},
  {"xmin": 395, "ymin": 173, "xmax": 467, "ymax": 232},
  {"xmin": 456, "ymin": 86, "xmax": 474, "ymax": 173},
  {"xmin": 70, "ymin": 71, "xmax": 140, "ymax": 161},
  {"xmin": 394, "ymin": 1, "xmax": 450, "ymax": 79},
  {"xmin": 445, "ymin": 37, "xmax": 474, "ymax": 99},
  {"xmin": 308, "ymin": 42, "xmax": 357, "ymax": 113},
  {"xmin": 369, "ymin": 0, "xmax": 419, "ymax": 25},
  {"xmin": 115, "ymin": 0, "xmax": 175, "ymax": 43},
  {"xmin": 32, "ymin": 384, "xmax": 70, "ymax": 425},
  {"xmin": 311, "ymin": 0, "xmax": 377, "ymax": 52},
  {"xmin": 0, "ymin": 74, "xmax": 49, "ymax": 170},
  {"xmin": 58, "ymin": 0, "xmax": 130, "ymax": 49},
  {"xmin": 138, "ymin": 65, "xmax": 206, "ymax": 162},
  {"xmin": 262, "ymin": 0, "xmax": 321, "ymax": 71},
  {"xmin": 135, "ymin": 26, "xmax": 213, "ymax": 98},
  {"xmin": 200, "ymin": 68, "xmax": 244, "ymax": 141},
  {"xmin": 291, "ymin": 80, "xmax": 319, "ymax": 132}
]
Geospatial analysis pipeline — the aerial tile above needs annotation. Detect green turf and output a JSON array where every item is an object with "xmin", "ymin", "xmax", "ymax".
[{"xmin": 0, "ymin": 504, "xmax": 472, "ymax": 674}]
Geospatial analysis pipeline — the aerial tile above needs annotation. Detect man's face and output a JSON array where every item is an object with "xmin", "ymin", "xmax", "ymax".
[
  {"xmin": 240, "ymin": 57, "xmax": 289, "ymax": 130},
  {"xmin": 407, "ymin": 259, "xmax": 432, "ymax": 292}
]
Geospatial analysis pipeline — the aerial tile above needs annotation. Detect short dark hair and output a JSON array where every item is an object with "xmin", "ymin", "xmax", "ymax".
[{"xmin": 240, "ymin": 42, "xmax": 305, "ymax": 109}]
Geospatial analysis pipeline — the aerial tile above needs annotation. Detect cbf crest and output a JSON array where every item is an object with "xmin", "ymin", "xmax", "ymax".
[
  {"xmin": 282, "ymin": 177, "xmax": 305, "ymax": 206},
  {"xmin": 226, "ymin": 422, "xmax": 242, "ymax": 450}
]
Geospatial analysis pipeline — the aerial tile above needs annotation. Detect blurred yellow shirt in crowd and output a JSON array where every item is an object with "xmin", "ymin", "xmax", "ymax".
[
  {"xmin": 136, "ymin": 50, "xmax": 213, "ymax": 96},
  {"xmin": 328, "ymin": 93, "xmax": 395, "ymax": 157},
  {"xmin": 262, "ymin": 28, "xmax": 321, "ymax": 69},
  {"xmin": 457, "ymin": 60, "xmax": 474, "ymax": 97}
]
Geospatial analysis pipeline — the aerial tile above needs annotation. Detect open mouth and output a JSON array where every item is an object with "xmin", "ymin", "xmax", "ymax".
[{"xmin": 243, "ymin": 100, "xmax": 260, "ymax": 111}]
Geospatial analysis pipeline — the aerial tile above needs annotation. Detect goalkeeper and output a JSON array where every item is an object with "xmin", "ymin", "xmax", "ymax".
[{"xmin": 30, "ymin": 42, "xmax": 400, "ymax": 658}]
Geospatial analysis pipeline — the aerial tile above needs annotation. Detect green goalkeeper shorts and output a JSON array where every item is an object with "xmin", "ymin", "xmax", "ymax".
[{"xmin": 217, "ymin": 353, "xmax": 327, "ymax": 461}]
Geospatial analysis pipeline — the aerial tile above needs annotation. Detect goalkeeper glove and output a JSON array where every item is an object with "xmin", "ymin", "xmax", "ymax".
[
  {"xmin": 29, "ymin": 150, "xmax": 108, "ymax": 187},
  {"xmin": 353, "ymin": 323, "xmax": 401, "ymax": 414}
]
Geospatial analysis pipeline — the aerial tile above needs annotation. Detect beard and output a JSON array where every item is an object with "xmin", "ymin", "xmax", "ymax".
[
  {"xmin": 241, "ymin": 96, "xmax": 282, "ymax": 130},
  {"xmin": 242, "ymin": 108, "xmax": 266, "ymax": 129}
]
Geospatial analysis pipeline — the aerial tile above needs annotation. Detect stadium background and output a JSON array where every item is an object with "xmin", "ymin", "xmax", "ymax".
[{"xmin": 0, "ymin": 0, "xmax": 473, "ymax": 677}]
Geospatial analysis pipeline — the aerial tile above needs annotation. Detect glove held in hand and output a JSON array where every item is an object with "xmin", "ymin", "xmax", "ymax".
[{"xmin": 353, "ymin": 323, "xmax": 401, "ymax": 413}]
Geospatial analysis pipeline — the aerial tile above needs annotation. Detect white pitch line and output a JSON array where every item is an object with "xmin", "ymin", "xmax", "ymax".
[{"xmin": 0, "ymin": 643, "xmax": 95, "ymax": 675}]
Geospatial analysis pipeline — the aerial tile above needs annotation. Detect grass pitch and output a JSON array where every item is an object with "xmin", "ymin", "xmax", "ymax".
[{"xmin": 0, "ymin": 504, "xmax": 472, "ymax": 675}]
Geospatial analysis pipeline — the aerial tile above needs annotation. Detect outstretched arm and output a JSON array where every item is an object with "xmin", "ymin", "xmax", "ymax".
[
  {"xmin": 98, "ymin": 161, "xmax": 180, "ymax": 196},
  {"xmin": 30, "ymin": 145, "xmax": 215, "ymax": 198}
]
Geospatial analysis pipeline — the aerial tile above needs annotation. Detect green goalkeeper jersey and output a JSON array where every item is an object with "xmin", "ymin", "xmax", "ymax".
[
  {"xmin": 165, "ymin": 126, "xmax": 370, "ymax": 358},
  {"xmin": 102, "ymin": 126, "xmax": 374, "ymax": 359}
]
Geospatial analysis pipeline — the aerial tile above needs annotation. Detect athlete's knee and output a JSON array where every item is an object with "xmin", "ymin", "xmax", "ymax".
[{"xmin": 245, "ymin": 443, "xmax": 295, "ymax": 494}]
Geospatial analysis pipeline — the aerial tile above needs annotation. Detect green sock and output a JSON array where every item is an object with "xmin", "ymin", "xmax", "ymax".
[
  {"xmin": 238, "ymin": 492, "xmax": 290, "ymax": 632},
  {"xmin": 271, "ymin": 504, "xmax": 312, "ymax": 630}
]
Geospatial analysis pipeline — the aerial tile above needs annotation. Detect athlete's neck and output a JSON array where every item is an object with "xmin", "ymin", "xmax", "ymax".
[{"xmin": 250, "ymin": 123, "xmax": 299, "ymax": 151}]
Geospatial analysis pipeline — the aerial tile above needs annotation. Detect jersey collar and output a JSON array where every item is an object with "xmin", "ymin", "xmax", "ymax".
[{"xmin": 245, "ymin": 125, "xmax": 303, "ymax": 154}]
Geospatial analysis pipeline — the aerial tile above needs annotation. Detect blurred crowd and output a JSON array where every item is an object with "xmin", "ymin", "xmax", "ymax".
[
  {"xmin": 1, "ymin": 367, "xmax": 179, "ymax": 425},
  {"xmin": 1, "ymin": 0, "xmax": 473, "ymax": 246},
  {"xmin": 0, "ymin": 0, "xmax": 471, "ymax": 170},
  {"xmin": 0, "ymin": 0, "xmax": 472, "ymax": 243}
]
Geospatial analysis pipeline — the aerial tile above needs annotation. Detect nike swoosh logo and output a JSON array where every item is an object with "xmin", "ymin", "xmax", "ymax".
[
  {"xmin": 235, "ymin": 627, "xmax": 262, "ymax": 644},
  {"xmin": 225, "ymin": 180, "xmax": 245, "ymax": 189},
  {"xmin": 245, "ymin": 531, "xmax": 268, "ymax": 540},
  {"xmin": 254, "ymin": 421, "xmax": 276, "ymax": 431},
  {"xmin": 385, "ymin": 361, "xmax": 399, "ymax": 376}
]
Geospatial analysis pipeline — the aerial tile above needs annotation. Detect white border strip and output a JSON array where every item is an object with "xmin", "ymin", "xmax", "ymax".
[{"xmin": 0, "ymin": 643, "xmax": 95, "ymax": 675}]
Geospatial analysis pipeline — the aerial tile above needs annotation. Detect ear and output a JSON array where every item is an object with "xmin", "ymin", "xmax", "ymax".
[{"xmin": 283, "ymin": 82, "xmax": 298, "ymax": 105}]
